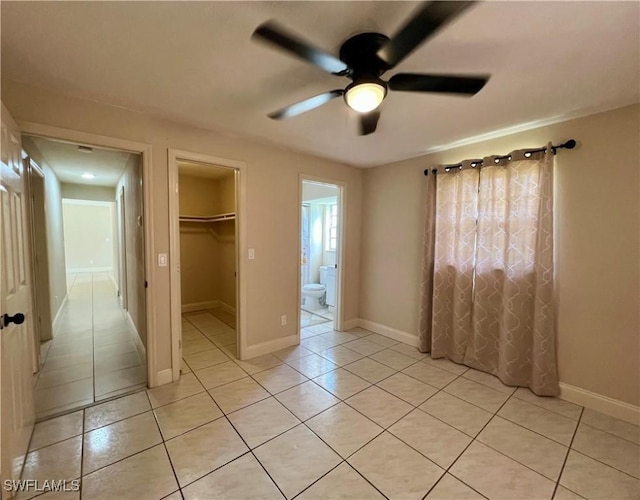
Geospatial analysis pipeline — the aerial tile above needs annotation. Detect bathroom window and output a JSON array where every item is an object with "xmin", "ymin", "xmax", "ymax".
[{"xmin": 326, "ymin": 204, "xmax": 338, "ymax": 251}]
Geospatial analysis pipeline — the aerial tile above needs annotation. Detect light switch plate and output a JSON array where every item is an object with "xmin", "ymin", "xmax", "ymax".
[
  {"xmin": 158, "ymin": 253, "xmax": 168, "ymax": 267},
  {"xmin": 248, "ymin": 248, "xmax": 255, "ymax": 260}
]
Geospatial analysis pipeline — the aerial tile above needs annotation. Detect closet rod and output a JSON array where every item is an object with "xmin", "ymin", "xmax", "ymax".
[{"xmin": 423, "ymin": 139, "xmax": 576, "ymax": 176}]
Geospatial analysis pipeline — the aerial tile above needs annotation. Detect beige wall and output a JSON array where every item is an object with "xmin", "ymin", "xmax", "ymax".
[
  {"xmin": 216, "ymin": 174, "xmax": 237, "ymax": 309},
  {"xmin": 360, "ymin": 104, "xmax": 640, "ymax": 406},
  {"xmin": 178, "ymin": 173, "xmax": 221, "ymax": 307},
  {"xmin": 22, "ymin": 136, "xmax": 67, "ymax": 321},
  {"xmin": 61, "ymin": 182, "xmax": 116, "ymax": 202},
  {"xmin": 62, "ymin": 201, "xmax": 114, "ymax": 271},
  {"xmin": 3, "ymin": 81, "xmax": 362, "ymax": 373},
  {"xmin": 217, "ymin": 173, "xmax": 235, "ymax": 214},
  {"xmin": 116, "ymin": 154, "xmax": 146, "ymax": 347},
  {"xmin": 179, "ymin": 228, "xmax": 219, "ymax": 305},
  {"xmin": 178, "ymin": 174, "xmax": 220, "ymax": 215}
]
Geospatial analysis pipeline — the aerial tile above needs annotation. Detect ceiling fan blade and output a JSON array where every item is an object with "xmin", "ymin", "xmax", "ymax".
[
  {"xmin": 268, "ymin": 90, "xmax": 345, "ymax": 120},
  {"xmin": 377, "ymin": 1, "xmax": 476, "ymax": 68},
  {"xmin": 389, "ymin": 73, "xmax": 489, "ymax": 95},
  {"xmin": 253, "ymin": 21, "xmax": 350, "ymax": 75},
  {"xmin": 359, "ymin": 111, "xmax": 381, "ymax": 136}
]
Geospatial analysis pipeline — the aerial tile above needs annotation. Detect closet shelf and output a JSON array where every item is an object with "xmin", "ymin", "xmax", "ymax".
[{"xmin": 179, "ymin": 213, "xmax": 235, "ymax": 223}]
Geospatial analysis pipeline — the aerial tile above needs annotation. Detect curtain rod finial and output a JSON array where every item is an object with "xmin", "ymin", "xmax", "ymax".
[{"xmin": 564, "ymin": 139, "xmax": 577, "ymax": 149}]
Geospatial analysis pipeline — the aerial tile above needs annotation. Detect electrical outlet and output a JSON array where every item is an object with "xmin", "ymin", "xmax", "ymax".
[{"xmin": 280, "ymin": 315, "xmax": 287, "ymax": 326}]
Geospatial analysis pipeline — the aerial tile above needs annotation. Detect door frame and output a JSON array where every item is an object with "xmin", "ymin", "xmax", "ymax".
[
  {"xmin": 17, "ymin": 122, "xmax": 159, "ymax": 386},
  {"xmin": 168, "ymin": 149, "xmax": 247, "ymax": 381},
  {"xmin": 298, "ymin": 175, "xmax": 346, "ymax": 333},
  {"xmin": 116, "ymin": 186, "xmax": 128, "ymax": 310},
  {"xmin": 24, "ymin": 156, "xmax": 53, "ymax": 366}
]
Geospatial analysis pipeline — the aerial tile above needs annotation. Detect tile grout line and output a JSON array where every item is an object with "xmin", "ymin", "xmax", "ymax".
[
  {"xmin": 85, "ymin": 308, "xmax": 632, "ymax": 500},
  {"xmin": 551, "ymin": 406, "xmax": 585, "ymax": 500},
  {"xmin": 82, "ymin": 377, "xmax": 628, "ymax": 500},
  {"xmin": 151, "ymin": 373, "xmax": 635, "ymax": 498},
  {"xmin": 79, "ymin": 408, "xmax": 86, "ymax": 500},
  {"xmin": 294, "ymin": 416, "xmax": 391, "ymax": 498},
  {"xmin": 199, "ymin": 390, "xmax": 289, "ymax": 500},
  {"xmin": 144, "ymin": 390, "xmax": 184, "ymax": 498},
  {"xmin": 573, "ymin": 419, "xmax": 640, "ymax": 446},
  {"xmin": 170, "ymin": 320, "xmax": 639, "ymax": 498},
  {"xmin": 423, "ymin": 384, "xmax": 519, "ymax": 499},
  {"xmin": 160, "ymin": 328, "xmax": 394, "ymax": 496}
]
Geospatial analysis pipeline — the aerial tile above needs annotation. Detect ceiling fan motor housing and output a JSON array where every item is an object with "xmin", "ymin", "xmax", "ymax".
[
  {"xmin": 339, "ymin": 32, "xmax": 391, "ymax": 78},
  {"xmin": 340, "ymin": 32, "xmax": 390, "ymax": 110}
]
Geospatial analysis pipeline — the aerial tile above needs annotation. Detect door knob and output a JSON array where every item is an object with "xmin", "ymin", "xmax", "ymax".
[{"xmin": 3, "ymin": 313, "xmax": 25, "ymax": 327}]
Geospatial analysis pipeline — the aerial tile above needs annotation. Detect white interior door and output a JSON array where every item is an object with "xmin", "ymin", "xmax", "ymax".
[{"xmin": 1, "ymin": 104, "xmax": 35, "ymax": 497}]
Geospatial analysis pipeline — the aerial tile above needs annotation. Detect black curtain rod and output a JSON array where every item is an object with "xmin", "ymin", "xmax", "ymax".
[{"xmin": 423, "ymin": 139, "xmax": 577, "ymax": 176}]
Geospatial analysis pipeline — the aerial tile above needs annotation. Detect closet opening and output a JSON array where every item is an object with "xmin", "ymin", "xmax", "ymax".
[{"xmin": 169, "ymin": 152, "xmax": 244, "ymax": 380}]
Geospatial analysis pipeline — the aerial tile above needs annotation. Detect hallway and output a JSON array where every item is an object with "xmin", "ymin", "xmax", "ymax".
[{"xmin": 35, "ymin": 273, "xmax": 146, "ymax": 419}]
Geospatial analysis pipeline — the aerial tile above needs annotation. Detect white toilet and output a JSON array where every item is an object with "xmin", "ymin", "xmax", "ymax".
[{"xmin": 302, "ymin": 283, "xmax": 325, "ymax": 311}]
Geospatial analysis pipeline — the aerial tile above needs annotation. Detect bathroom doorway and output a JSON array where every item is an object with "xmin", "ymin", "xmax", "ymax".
[{"xmin": 299, "ymin": 179, "xmax": 344, "ymax": 334}]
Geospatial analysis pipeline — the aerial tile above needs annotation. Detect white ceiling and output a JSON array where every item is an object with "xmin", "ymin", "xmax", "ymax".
[
  {"xmin": 29, "ymin": 137, "xmax": 131, "ymax": 187},
  {"xmin": 3, "ymin": 2, "xmax": 639, "ymax": 167}
]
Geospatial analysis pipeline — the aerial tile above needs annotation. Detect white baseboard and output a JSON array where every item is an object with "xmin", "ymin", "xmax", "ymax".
[
  {"xmin": 126, "ymin": 312, "xmax": 146, "ymax": 365},
  {"xmin": 355, "ymin": 319, "xmax": 639, "ymax": 425},
  {"xmin": 51, "ymin": 294, "xmax": 69, "ymax": 336},
  {"xmin": 218, "ymin": 301, "xmax": 236, "ymax": 316},
  {"xmin": 341, "ymin": 318, "xmax": 359, "ymax": 331},
  {"xmin": 242, "ymin": 334, "xmax": 298, "ymax": 360},
  {"xmin": 357, "ymin": 318, "xmax": 418, "ymax": 347},
  {"xmin": 156, "ymin": 369, "xmax": 173, "ymax": 386},
  {"xmin": 67, "ymin": 266, "xmax": 113, "ymax": 273},
  {"xmin": 181, "ymin": 300, "xmax": 219, "ymax": 313},
  {"xmin": 559, "ymin": 382, "xmax": 640, "ymax": 426}
]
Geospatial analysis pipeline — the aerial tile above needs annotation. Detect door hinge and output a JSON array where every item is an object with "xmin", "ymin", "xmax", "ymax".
[{"xmin": 145, "ymin": 281, "xmax": 148, "ymax": 288}]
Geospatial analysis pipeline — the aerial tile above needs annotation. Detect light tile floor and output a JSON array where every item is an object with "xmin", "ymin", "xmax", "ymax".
[
  {"xmin": 23, "ymin": 320, "xmax": 640, "ymax": 500},
  {"xmin": 300, "ymin": 307, "xmax": 334, "ymax": 328},
  {"xmin": 34, "ymin": 273, "xmax": 146, "ymax": 419}
]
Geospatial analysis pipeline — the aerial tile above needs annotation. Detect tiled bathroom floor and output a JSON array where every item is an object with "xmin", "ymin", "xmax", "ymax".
[
  {"xmin": 23, "ymin": 319, "xmax": 639, "ymax": 500},
  {"xmin": 301, "ymin": 307, "xmax": 334, "ymax": 328},
  {"xmin": 34, "ymin": 273, "xmax": 146, "ymax": 419}
]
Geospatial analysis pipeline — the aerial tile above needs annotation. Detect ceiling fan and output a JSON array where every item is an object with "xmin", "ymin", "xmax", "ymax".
[{"xmin": 251, "ymin": 1, "xmax": 490, "ymax": 135}]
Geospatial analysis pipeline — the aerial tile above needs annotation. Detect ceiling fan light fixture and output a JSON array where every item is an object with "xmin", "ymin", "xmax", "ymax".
[{"xmin": 345, "ymin": 82, "xmax": 387, "ymax": 113}]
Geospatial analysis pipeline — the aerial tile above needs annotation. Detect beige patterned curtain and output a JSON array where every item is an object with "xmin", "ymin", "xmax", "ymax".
[
  {"xmin": 417, "ymin": 172, "xmax": 437, "ymax": 352},
  {"xmin": 418, "ymin": 145, "xmax": 559, "ymax": 396}
]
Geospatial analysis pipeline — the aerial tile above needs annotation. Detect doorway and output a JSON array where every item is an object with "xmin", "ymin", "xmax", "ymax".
[
  {"xmin": 26, "ymin": 158, "xmax": 54, "ymax": 365},
  {"xmin": 168, "ymin": 149, "xmax": 246, "ymax": 381},
  {"xmin": 299, "ymin": 179, "xmax": 345, "ymax": 334},
  {"xmin": 22, "ymin": 135, "xmax": 147, "ymax": 419}
]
